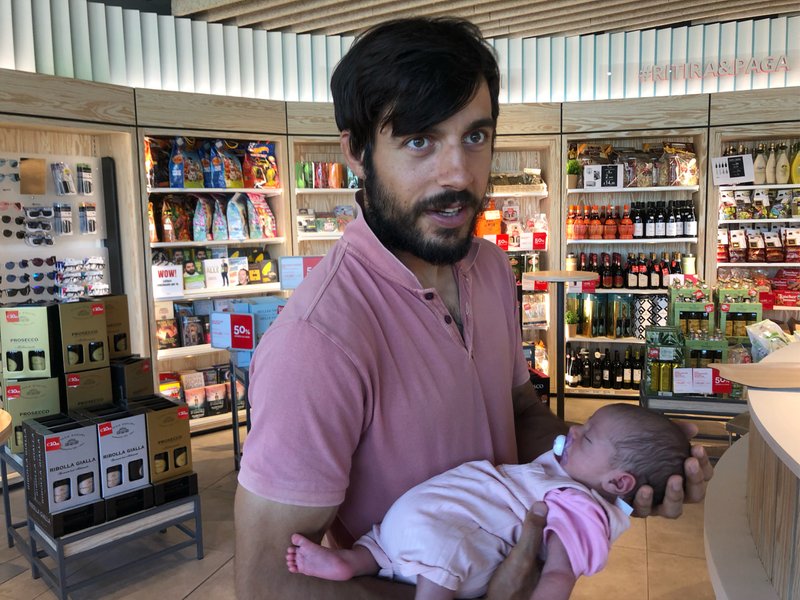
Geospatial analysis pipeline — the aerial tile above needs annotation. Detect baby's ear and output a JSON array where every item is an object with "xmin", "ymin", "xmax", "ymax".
[{"xmin": 603, "ymin": 471, "xmax": 636, "ymax": 497}]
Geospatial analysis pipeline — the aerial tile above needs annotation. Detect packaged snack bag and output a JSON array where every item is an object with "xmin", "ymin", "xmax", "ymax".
[
  {"xmin": 192, "ymin": 196, "xmax": 213, "ymax": 242},
  {"xmin": 245, "ymin": 194, "xmax": 277, "ymax": 239},
  {"xmin": 215, "ymin": 140, "xmax": 244, "ymax": 188},
  {"xmin": 161, "ymin": 198, "xmax": 176, "ymax": 242},
  {"xmin": 183, "ymin": 146, "xmax": 204, "ymax": 188},
  {"xmin": 227, "ymin": 194, "xmax": 248, "ymax": 240},
  {"xmin": 169, "ymin": 138, "xmax": 186, "ymax": 188},
  {"xmin": 148, "ymin": 201, "xmax": 159, "ymax": 243},
  {"xmin": 171, "ymin": 198, "xmax": 192, "ymax": 241},
  {"xmin": 210, "ymin": 196, "xmax": 228, "ymax": 240},
  {"xmin": 169, "ymin": 137, "xmax": 204, "ymax": 188},
  {"xmin": 244, "ymin": 142, "xmax": 280, "ymax": 189},
  {"xmin": 200, "ymin": 142, "xmax": 225, "ymax": 188}
]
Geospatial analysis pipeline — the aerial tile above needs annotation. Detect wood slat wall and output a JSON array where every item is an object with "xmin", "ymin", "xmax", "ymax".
[
  {"xmin": 562, "ymin": 95, "xmax": 710, "ymax": 133},
  {"xmin": 710, "ymin": 87, "xmax": 800, "ymax": 127}
]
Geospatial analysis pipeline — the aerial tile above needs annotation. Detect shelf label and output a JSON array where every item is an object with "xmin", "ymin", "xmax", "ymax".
[
  {"xmin": 759, "ymin": 291, "xmax": 775, "ymax": 310},
  {"xmin": 704, "ymin": 303, "xmax": 715, "ymax": 314},
  {"xmin": 280, "ymin": 256, "xmax": 323, "ymax": 290},
  {"xmin": 151, "ymin": 265, "xmax": 183, "ymax": 299},
  {"xmin": 210, "ymin": 312, "xmax": 255, "ymax": 351},
  {"xmin": 720, "ymin": 303, "xmax": 730, "ymax": 313},
  {"xmin": 518, "ymin": 232, "xmax": 533, "ymax": 251},
  {"xmin": 581, "ymin": 280, "xmax": 596, "ymax": 293}
]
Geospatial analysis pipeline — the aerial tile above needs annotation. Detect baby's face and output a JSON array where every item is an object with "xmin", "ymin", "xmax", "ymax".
[{"xmin": 557, "ymin": 407, "xmax": 619, "ymax": 491}]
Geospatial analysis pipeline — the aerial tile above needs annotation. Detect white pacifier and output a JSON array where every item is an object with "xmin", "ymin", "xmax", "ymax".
[{"xmin": 553, "ymin": 434, "xmax": 567, "ymax": 457}]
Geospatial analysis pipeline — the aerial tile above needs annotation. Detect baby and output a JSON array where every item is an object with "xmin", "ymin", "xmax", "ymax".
[{"xmin": 286, "ymin": 403, "xmax": 690, "ymax": 599}]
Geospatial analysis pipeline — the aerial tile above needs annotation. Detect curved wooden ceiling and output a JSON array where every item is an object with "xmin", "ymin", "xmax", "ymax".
[{"xmin": 172, "ymin": 0, "xmax": 798, "ymax": 38}]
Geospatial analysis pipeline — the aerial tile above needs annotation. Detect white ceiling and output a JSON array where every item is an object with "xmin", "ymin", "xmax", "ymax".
[{"xmin": 172, "ymin": 0, "xmax": 799, "ymax": 39}]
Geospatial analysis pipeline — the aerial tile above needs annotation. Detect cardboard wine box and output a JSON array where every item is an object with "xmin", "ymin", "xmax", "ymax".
[
  {"xmin": 72, "ymin": 406, "xmax": 151, "ymax": 498},
  {"xmin": 0, "ymin": 304, "xmax": 59, "ymax": 380},
  {"xmin": 23, "ymin": 414, "xmax": 105, "ymax": 537},
  {"xmin": 60, "ymin": 367, "xmax": 114, "ymax": 412},
  {"xmin": 110, "ymin": 356, "xmax": 154, "ymax": 404},
  {"xmin": 127, "ymin": 396, "xmax": 193, "ymax": 484},
  {"xmin": 2, "ymin": 377, "xmax": 61, "ymax": 454},
  {"xmin": 100, "ymin": 295, "xmax": 132, "ymax": 359},
  {"xmin": 50, "ymin": 300, "xmax": 110, "ymax": 374}
]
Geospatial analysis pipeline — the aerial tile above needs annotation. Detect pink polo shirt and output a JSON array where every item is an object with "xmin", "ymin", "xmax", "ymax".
[{"xmin": 238, "ymin": 209, "xmax": 530, "ymax": 546}]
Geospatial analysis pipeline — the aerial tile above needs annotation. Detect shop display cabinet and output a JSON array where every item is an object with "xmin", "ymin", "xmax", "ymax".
[{"xmin": 134, "ymin": 90, "xmax": 292, "ymax": 432}]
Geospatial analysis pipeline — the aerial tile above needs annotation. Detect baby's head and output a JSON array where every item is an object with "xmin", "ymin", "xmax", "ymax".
[{"xmin": 557, "ymin": 403, "xmax": 690, "ymax": 506}]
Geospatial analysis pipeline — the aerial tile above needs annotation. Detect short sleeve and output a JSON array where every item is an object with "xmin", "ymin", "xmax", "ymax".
[
  {"xmin": 543, "ymin": 488, "xmax": 612, "ymax": 577},
  {"xmin": 238, "ymin": 319, "xmax": 367, "ymax": 507}
]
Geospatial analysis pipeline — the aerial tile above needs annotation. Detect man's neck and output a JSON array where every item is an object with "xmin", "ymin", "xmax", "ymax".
[{"xmin": 394, "ymin": 250, "xmax": 453, "ymax": 291}]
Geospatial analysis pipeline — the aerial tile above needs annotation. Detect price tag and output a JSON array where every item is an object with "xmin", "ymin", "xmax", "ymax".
[
  {"xmin": 279, "ymin": 256, "xmax": 323, "ymax": 290},
  {"xmin": 581, "ymin": 280, "xmax": 596, "ymax": 293},
  {"xmin": 518, "ymin": 232, "xmax": 533, "ymax": 251},
  {"xmin": 759, "ymin": 291, "xmax": 775, "ymax": 310},
  {"xmin": 704, "ymin": 303, "xmax": 715, "ymax": 314},
  {"xmin": 720, "ymin": 303, "xmax": 730, "ymax": 313},
  {"xmin": 210, "ymin": 312, "xmax": 255, "ymax": 351},
  {"xmin": 711, "ymin": 368, "xmax": 733, "ymax": 394},
  {"xmin": 532, "ymin": 232, "xmax": 547, "ymax": 251}
]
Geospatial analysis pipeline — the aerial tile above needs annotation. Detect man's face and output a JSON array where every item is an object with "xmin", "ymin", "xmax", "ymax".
[
  {"xmin": 557, "ymin": 406, "xmax": 621, "ymax": 492},
  {"xmin": 361, "ymin": 82, "xmax": 494, "ymax": 265},
  {"xmin": 184, "ymin": 261, "xmax": 196, "ymax": 275}
]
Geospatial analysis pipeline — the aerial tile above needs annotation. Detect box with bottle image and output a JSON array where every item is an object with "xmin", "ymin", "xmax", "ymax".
[
  {"xmin": 0, "ymin": 304, "xmax": 60, "ymax": 380},
  {"xmin": 642, "ymin": 327, "xmax": 685, "ymax": 396},
  {"xmin": 2, "ymin": 377, "xmax": 61, "ymax": 453},
  {"xmin": 48, "ymin": 299, "xmax": 109, "ymax": 373},
  {"xmin": 126, "ymin": 396, "xmax": 192, "ymax": 485}
]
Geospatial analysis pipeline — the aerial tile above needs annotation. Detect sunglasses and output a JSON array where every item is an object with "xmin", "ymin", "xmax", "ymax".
[
  {"xmin": 5, "ymin": 272, "xmax": 56, "ymax": 283},
  {"xmin": 25, "ymin": 221, "xmax": 52, "ymax": 231},
  {"xmin": 32, "ymin": 285, "xmax": 57, "ymax": 295},
  {"xmin": 0, "ymin": 202, "xmax": 22, "ymax": 211},
  {"xmin": 3, "ymin": 230, "xmax": 25, "ymax": 239},
  {"xmin": 23, "ymin": 207, "xmax": 54, "ymax": 219},
  {"xmin": 5, "ymin": 257, "xmax": 56, "ymax": 269},
  {"xmin": 0, "ymin": 173, "xmax": 20, "ymax": 182},
  {"xmin": 0, "ymin": 159, "xmax": 19, "ymax": 168},
  {"xmin": 25, "ymin": 233, "xmax": 53, "ymax": 246},
  {"xmin": 1, "ymin": 216, "xmax": 24, "ymax": 225},
  {"xmin": 3, "ymin": 285, "xmax": 30, "ymax": 297}
]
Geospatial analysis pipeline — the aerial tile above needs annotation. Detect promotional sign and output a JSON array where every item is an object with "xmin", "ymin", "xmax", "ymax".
[
  {"xmin": 279, "ymin": 256, "xmax": 323, "ymax": 290},
  {"xmin": 210, "ymin": 312, "xmax": 255, "ymax": 351}
]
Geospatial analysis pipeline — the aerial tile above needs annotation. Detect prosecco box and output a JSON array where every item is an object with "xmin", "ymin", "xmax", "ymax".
[
  {"xmin": 50, "ymin": 300, "xmax": 110, "ymax": 374},
  {"xmin": 110, "ymin": 356, "xmax": 154, "ymax": 403},
  {"xmin": 100, "ymin": 295, "xmax": 132, "ymax": 359},
  {"xmin": 60, "ymin": 367, "xmax": 113, "ymax": 412},
  {"xmin": 2, "ymin": 377, "xmax": 61, "ymax": 454},
  {"xmin": 72, "ymin": 406, "xmax": 150, "ymax": 498},
  {"xmin": 127, "ymin": 396, "xmax": 193, "ymax": 484},
  {"xmin": 23, "ymin": 414, "xmax": 105, "ymax": 537},
  {"xmin": 0, "ymin": 304, "xmax": 58, "ymax": 380}
]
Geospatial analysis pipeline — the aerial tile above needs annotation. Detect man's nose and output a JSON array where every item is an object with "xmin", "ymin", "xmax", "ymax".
[{"xmin": 436, "ymin": 143, "xmax": 473, "ymax": 190}]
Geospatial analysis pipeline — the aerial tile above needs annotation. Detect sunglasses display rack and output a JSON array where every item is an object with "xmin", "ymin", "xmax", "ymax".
[{"xmin": 0, "ymin": 153, "xmax": 109, "ymax": 305}]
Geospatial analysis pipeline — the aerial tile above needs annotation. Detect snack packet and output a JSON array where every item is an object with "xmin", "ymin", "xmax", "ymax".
[
  {"xmin": 227, "ymin": 194, "xmax": 248, "ymax": 240},
  {"xmin": 746, "ymin": 319, "xmax": 796, "ymax": 362},
  {"xmin": 243, "ymin": 142, "xmax": 280, "ymax": 189},
  {"xmin": 192, "ymin": 196, "xmax": 213, "ymax": 242},
  {"xmin": 201, "ymin": 142, "xmax": 225, "ymax": 188},
  {"xmin": 216, "ymin": 140, "xmax": 244, "ymax": 188}
]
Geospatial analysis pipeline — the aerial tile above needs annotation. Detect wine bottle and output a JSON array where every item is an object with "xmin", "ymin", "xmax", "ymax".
[
  {"xmin": 655, "ymin": 202, "xmax": 666, "ymax": 238},
  {"xmin": 601, "ymin": 349, "xmax": 612, "ymax": 389},
  {"xmin": 591, "ymin": 351, "xmax": 603, "ymax": 388},
  {"xmin": 612, "ymin": 350, "xmax": 623, "ymax": 389},
  {"xmin": 766, "ymin": 142, "xmax": 777, "ymax": 184},
  {"xmin": 649, "ymin": 253, "xmax": 660, "ymax": 290},
  {"xmin": 665, "ymin": 200, "xmax": 677, "ymax": 238},
  {"xmin": 684, "ymin": 202, "xmax": 697, "ymax": 237},
  {"xmin": 569, "ymin": 346, "xmax": 583, "ymax": 388},
  {"xmin": 580, "ymin": 348, "xmax": 592, "ymax": 387},
  {"xmin": 632, "ymin": 348, "xmax": 642, "ymax": 388},
  {"xmin": 622, "ymin": 347, "xmax": 633, "ymax": 389},
  {"xmin": 632, "ymin": 202, "xmax": 644, "ymax": 239},
  {"xmin": 637, "ymin": 253, "xmax": 649, "ymax": 288},
  {"xmin": 612, "ymin": 253, "xmax": 624, "ymax": 288},
  {"xmin": 626, "ymin": 253, "xmax": 638, "ymax": 289},
  {"xmin": 644, "ymin": 204, "xmax": 656, "ymax": 238}
]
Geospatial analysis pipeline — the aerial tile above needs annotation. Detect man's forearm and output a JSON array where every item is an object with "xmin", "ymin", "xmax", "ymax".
[{"xmin": 514, "ymin": 389, "xmax": 568, "ymax": 463}]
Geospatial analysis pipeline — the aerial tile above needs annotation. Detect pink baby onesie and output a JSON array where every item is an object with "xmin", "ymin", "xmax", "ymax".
[{"xmin": 355, "ymin": 451, "xmax": 630, "ymax": 598}]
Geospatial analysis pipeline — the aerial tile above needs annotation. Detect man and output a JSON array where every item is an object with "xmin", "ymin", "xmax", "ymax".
[{"xmin": 236, "ymin": 18, "xmax": 712, "ymax": 599}]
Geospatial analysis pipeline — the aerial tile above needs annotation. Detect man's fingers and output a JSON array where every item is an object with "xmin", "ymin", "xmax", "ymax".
[
  {"xmin": 518, "ymin": 502, "xmax": 547, "ymax": 553},
  {"xmin": 633, "ymin": 484, "xmax": 654, "ymax": 518},
  {"xmin": 655, "ymin": 475, "xmax": 686, "ymax": 519},
  {"xmin": 675, "ymin": 420, "xmax": 699, "ymax": 440}
]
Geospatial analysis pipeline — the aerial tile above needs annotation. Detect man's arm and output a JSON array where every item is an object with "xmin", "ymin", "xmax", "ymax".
[
  {"xmin": 512, "ymin": 380, "xmax": 567, "ymax": 463},
  {"xmin": 234, "ymin": 486, "xmax": 416, "ymax": 599}
]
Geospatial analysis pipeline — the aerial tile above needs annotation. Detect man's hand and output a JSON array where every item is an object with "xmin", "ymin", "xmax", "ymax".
[
  {"xmin": 633, "ymin": 421, "xmax": 714, "ymax": 518},
  {"xmin": 486, "ymin": 503, "xmax": 547, "ymax": 600}
]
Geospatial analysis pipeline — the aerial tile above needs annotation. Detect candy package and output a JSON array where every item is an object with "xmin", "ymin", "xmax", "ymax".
[
  {"xmin": 201, "ymin": 142, "xmax": 225, "ymax": 188},
  {"xmin": 243, "ymin": 142, "xmax": 280, "ymax": 189},
  {"xmin": 245, "ymin": 194, "xmax": 277, "ymax": 239},
  {"xmin": 169, "ymin": 137, "xmax": 203, "ymax": 188},
  {"xmin": 192, "ymin": 196, "xmax": 213, "ymax": 242}
]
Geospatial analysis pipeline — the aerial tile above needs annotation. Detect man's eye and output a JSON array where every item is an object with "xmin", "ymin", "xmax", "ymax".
[
  {"xmin": 406, "ymin": 138, "xmax": 429, "ymax": 149},
  {"xmin": 466, "ymin": 131, "xmax": 487, "ymax": 144}
]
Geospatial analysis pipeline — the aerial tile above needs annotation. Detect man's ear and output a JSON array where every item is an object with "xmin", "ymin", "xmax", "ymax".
[
  {"xmin": 340, "ymin": 131, "xmax": 366, "ymax": 179},
  {"xmin": 602, "ymin": 471, "xmax": 636, "ymax": 497}
]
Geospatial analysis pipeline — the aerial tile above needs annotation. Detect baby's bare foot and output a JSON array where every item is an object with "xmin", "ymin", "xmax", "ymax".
[{"xmin": 286, "ymin": 534, "xmax": 357, "ymax": 581}]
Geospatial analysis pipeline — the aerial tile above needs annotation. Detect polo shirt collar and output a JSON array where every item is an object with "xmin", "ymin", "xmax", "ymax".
[{"xmin": 343, "ymin": 192, "xmax": 480, "ymax": 291}]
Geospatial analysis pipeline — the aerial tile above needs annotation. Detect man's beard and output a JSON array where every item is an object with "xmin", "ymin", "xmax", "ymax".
[{"xmin": 362, "ymin": 172, "xmax": 483, "ymax": 266}]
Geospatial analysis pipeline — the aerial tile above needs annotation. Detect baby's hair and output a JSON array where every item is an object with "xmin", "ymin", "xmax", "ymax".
[{"xmin": 603, "ymin": 404, "xmax": 690, "ymax": 506}]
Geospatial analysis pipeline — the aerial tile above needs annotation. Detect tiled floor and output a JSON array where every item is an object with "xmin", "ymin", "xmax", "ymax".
[{"xmin": 0, "ymin": 398, "xmax": 724, "ymax": 599}]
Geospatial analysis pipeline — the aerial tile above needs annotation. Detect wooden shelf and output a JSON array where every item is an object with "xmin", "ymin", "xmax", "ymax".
[
  {"xmin": 566, "ymin": 186, "xmax": 699, "ymax": 195},
  {"xmin": 717, "ymin": 262, "xmax": 800, "ymax": 268},
  {"xmin": 157, "ymin": 344, "xmax": 227, "ymax": 360},
  {"xmin": 155, "ymin": 282, "xmax": 281, "ymax": 302},
  {"xmin": 297, "ymin": 232, "xmax": 343, "ymax": 241},
  {"xmin": 718, "ymin": 184, "xmax": 800, "ymax": 191},
  {"xmin": 151, "ymin": 237, "xmax": 286, "ymax": 248},
  {"xmin": 567, "ymin": 335, "xmax": 645, "ymax": 345},
  {"xmin": 190, "ymin": 409, "xmax": 247, "ymax": 433},
  {"xmin": 566, "ymin": 237, "xmax": 697, "ymax": 245},
  {"xmin": 147, "ymin": 187, "xmax": 283, "ymax": 196},
  {"xmin": 486, "ymin": 190, "xmax": 549, "ymax": 199},
  {"xmin": 582, "ymin": 287, "xmax": 671, "ymax": 295},
  {"xmin": 765, "ymin": 305, "xmax": 800, "ymax": 312},
  {"xmin": 295, "ymin": 188, "xmax": 360, "ymax": 194},
  {"xmin": 718, "ymin": 218, "xmax": 800, "ymax": 225},
  {"xmin": 566, "ymin": 387, "xmax": 640, "ymax": 398}
]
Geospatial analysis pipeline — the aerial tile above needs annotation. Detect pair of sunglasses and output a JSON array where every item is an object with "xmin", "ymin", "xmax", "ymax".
[
  {"xmin": 1, "ymin": 216, "xmax": 23, "ymax": 225},
  {"xmin": 0, "ymin": 159, "xmax": 19, "ymax": 168},
  {"xmin": 4, "ymin": 257, "xmax": 57, "ymax": 269},
  {"xmin": 0, "ymin": 173, "xmax": 20, "ymax": 182},
  {"xmin": 25, "ymin": 221, "xmax": 52, "ymax": 231},
  {"xmin": 25, "ymin": 233, "xmax": 53, "ymax": 246},
  {"xmin": 5, "ymin": 272, "xmax": 56, "ymax": 283},
  {"xmin": 23, "ymin": 207, "xmax": 54, "ymax": 219},
  {"xmin": 3, "ymin": 230, "xmax": 25, "ymax": 239},
  {"xmin": 0, "ymin": 201, "xmax": 22, "ymax": 211}
]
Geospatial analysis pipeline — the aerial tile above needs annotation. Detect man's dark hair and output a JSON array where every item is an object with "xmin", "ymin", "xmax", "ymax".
[
  {"xmin": 330, "ymin": 17, "xmax": 500, "ymax": 161},
  {"xmin": 605, "ymin": 404, "xmax": 690, "ymax": 506}
]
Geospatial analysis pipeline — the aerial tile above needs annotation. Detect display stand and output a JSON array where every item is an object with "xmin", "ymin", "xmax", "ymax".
[
  {"xmin": 230, "ymin": 360, "xmax": 251, "ymax": 471},
  {"xmin": 28, "ymin": 496, "xmax": 203, "ymax": 600},
  {"xmin": 522, "ymin": 271, "xmax": 599, "ymax": 419}
]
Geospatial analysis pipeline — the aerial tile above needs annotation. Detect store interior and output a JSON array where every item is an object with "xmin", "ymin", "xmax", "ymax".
[{"xmin": 0, "ymin": 2, "xmax": 799, "ymax": 599}]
